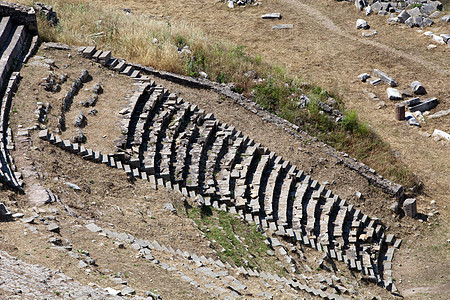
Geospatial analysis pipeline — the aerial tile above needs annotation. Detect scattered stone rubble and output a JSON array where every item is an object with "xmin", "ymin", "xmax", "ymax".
[
  {"xmin": 74, "ymin": 111, "xmax": 87, "ymax": 128},
  {"xmin": 0, "ymin": 250, "xmax": 121, "ymax": 299},
  {"xmin": 62, "ymin": 69, "xmax": 90, "ymax": 112},
  {"xmin": 81, "ymin": 221, "xmax": 363, "ymax": 299},
  {"xmin": 40, "ymin": 71, "xmax": 66, "ymax": 92},
  {"xmin": 356, "ymin": 18, "xmax": 369, "ymax": 29},
  {"xmin": 349, "ymin": 0, "xmax": 445, "ymax": 29},
  {"xmin": 422, "ymin": 30, "xmax": 450, "ymax": 47},
  {"xmin": 33, "ymin": 2, "xmax": 58, "ymax": 26},
  {"xmin": 80, "ymin": 82, "xmax": 103, "ymax": 107},
  {"xmin": 357, "ymin": 69, "xmax": 441, "ymax": 128}
]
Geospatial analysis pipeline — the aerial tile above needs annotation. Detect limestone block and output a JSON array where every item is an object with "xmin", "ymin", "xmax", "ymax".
[
  {"xmin": 402, "ymin": 198, "xmax": 417, "ymax": 217},
  {"xmin": 387, "ymin": 88, "xmax": 402, "ymax": 100},
  {"xmin": 411, "ymin": 81, "xmax": 426, "ymax": 95}
]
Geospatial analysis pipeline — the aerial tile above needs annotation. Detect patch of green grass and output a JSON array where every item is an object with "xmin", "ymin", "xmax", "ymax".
[
  {"xmin": 251, "ymin": 77, "xmax": 418, "ymax": 188},
  {"xmin": 186, "ymin": 206, "xmax": 285, "ymax": 274}
]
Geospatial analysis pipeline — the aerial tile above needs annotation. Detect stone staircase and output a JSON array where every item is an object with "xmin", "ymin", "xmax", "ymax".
[
  {"xmin": 0, "ymin": 1, "xmax": 38, "ymax": 192},
  {"xmin": 38, "ymin": 47, "xmax": 403, "ymax": 296}
]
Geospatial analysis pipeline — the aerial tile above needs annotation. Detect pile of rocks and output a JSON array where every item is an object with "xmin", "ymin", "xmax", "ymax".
[
  {"xmin": 422, "ymin": 30, "xmax": 450, "ymax": 47},
  {"xmin": 33, "ymin": 2, "xmax": 58, "ymax": 27},
  {"xmin": 80, "ymin": 82, "xmax": 103, "ymax": 107},
  {"xmin": 351, "ymin": 0, "xmax": 449, "ymax": 29},
  {"xmin": 40, "ymin": 71, "xmax": 66, "ymax": 93}
]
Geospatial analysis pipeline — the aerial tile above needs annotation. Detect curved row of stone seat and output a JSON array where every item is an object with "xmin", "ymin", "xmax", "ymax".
[
  {"xmin": 38, "ymin": 89, "xmax": 398, "ymax": 292},
  {"xmin": 113, "ymin": 88, "xmax": 400, "ymax": 290},
  {"xmin": 85, "ymin": 222, "xmax": 349, "ymax": 299},
  {"xmin": 40, "ymin": 129, "xmax": 389, "ymax": 298},
  {"xmin": 78, "ymin": 44, "xmax": 405, "ymax": 200},
  {"xmin": 0, "ymin": 70, "xmax": 22, "ymax": 191},
  {"xmin": 40, "ymin": 48, "xmax": 402, "ymax": 292}
]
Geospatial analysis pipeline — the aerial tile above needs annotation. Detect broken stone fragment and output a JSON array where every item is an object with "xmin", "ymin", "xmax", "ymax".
[
  {"xmin": 261, "ymin": 13, "xmax": 281, "ymax": 19},
  {"xmin": 403, "ymin": 198, "xmax": 417, "ymax": 217},
  {"xmin": 47, "ymin": 222, "xmax": 60, "ymax": 233},
  {"xmin": 410, "ymin": 81, "xmax": 426, "ymax": 95},
  {"xmin": 92, "ymin": 83, "xmax": 103, "ymax": 94},
  {"xmin": 65, "ymin": 182, "xmax": 81, "ymax": 190},
  {"xmin": 357, "ymin": 73, "xmax": 370, "ymax": 82},
  {"xmin": 409, "ymin": 97, "xmax": 438, "ymax": 112},
  {"xmin": 397, "ymin": 10, "xmax": 410, "ymax": 23},
  {"xmin": 356, "ymin": 19, "xmax": 369, "ymax": 29},
  {"xmin": 374, "ymin": 69, "xmax": 398, "ymax": 87},
  {"xmin": 0, "ymin": 203, "xmax": 11, "ymax": 217},
  {"xmin": 74, "ymin": 111, "xmax": 87, "ymax": 128},
  {"xmin": 405, "ymin": 112, "xmax": 420, "ymax": 126},
  {"xmin": 432, "ymin": 129, "xmax": 450, "ymax": 141},
  {"xmin": 362, "ymin": 29, "xmax": 377, "ymax": 37},
  {"xmin": 272, "ymin": 24, "xmax": 293, "ymax": 29},
  {"xmin": 387, "ymin": 88, "xmax": 402, "ymax": 100}
]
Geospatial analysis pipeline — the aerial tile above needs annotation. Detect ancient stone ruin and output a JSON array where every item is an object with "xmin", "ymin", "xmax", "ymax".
[
  {"xmin": 0, "ymin": 1, "xmax": 431, "ymax": 298},
  {"xmin": 0, "ymin": 1, "xmax": 39, "ymax": 191},
  {"xmin": 34, "ymin": 45, "xmax": 406, "ymax": 297}
]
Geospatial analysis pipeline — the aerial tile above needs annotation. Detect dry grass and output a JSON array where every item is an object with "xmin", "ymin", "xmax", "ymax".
[{"xmin": 35, "ymin": 0, "xmax": 266, "ymax": 81}]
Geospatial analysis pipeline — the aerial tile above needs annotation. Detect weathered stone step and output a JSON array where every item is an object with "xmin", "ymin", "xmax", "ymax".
[
  {"xmin": 248, "ymin": 152, "xmax": 272, "ymax": 216},
  {"xmin": 141, "ymin": 106, "xmax": 177, "ymax": 174},
  {"xmin": 203, "ymin": 124, "xmax": 232, "ymax": 196},
  {"xmin": 0, "ymin": 17, "xmax": 13, "ymax": 54},
  {"xmin": 125, "ymin": 86, "xmax": 159, "ymax": 148},
  {"xmin": 159, "ymin": 102, "xmax": 190, "ymax": 181},
  {"xmin": 215, "ymin": 131, "xmax": 247, "ymax": 200},
  {"xmin": 173, "ymin": 106, "xmax": 204, "ymax": 183},
  {"xmin": 232, "ymin": 142, "xmax": 259, "ymax": 210},
  {"xmin": 275, "ymin": 165, "xmax": 298, "ymax": 229},
  {"xmin": 185, "ymin": 115, "xmax": 218, "ymax": 191},
  {"xmin": 0, "ymin": 24, "xmax": 26, "ymax": 91},
  {"xmin": 117, "ymin": 83, "xmax": 153, "ymax": 149},
  {"xmin": 263, "ymin": 160, "xmax": 286, "ymax": 223}
]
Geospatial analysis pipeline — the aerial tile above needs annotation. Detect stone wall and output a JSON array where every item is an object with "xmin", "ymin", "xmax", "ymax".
[{"xmin": 0, "ymin": 1, "xmax": 37, "ymax": 31}]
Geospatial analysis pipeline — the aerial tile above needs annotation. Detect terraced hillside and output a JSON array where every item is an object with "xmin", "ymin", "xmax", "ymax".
[{"xmin": 40, "ymin": 46, "xmax": 403, "ymax": 294}]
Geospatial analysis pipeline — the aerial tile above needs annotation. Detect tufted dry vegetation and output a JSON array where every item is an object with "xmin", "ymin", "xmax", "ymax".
[
  {"xmin": 34, "ymin": 0, "xmax": 266, "ymax": 84},
  {"xmin": 31, "ymin": 0, "xmax": 418, "ymax": 188}
]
